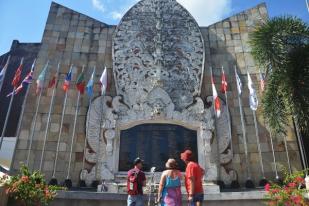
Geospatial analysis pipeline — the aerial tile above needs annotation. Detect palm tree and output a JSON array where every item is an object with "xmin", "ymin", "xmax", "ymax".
[{"xmin": 249, "ymin": 16, "xmax": 309, "ymax": 135}]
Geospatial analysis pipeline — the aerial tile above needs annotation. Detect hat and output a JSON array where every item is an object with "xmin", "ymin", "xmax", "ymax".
[
  {"xmin": 165, "ymin": 158, "xmax": 178, "ymax": 169},
  {"xmin": 133, "ymin": 157, "xmax": 143, "ymax": 165},
  {"xmin": 180, "ymin": 150, "xmax": 193, "ymax": 161}
]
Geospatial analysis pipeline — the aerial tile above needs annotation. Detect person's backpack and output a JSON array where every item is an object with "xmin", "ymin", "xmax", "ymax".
[{"xmin": 127, "ymin": 170, "xmax": 140, "ymax": 195}]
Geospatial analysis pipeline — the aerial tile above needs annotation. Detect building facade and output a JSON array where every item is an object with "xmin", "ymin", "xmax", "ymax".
[{"xmin": 9, "ymin": 0, "xmax": 302, "ymax": 189}]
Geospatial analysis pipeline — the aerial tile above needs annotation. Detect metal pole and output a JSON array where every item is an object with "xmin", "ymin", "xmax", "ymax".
[
  {"xmin": 235, "ymin": 67, "xmax": 251, "ymax": 180},
  {"xmin": 51, "ymin": 87, "xmax": 69, "ymax": 178},
  {"xmin": 82, "ymin": 99, "xmax": 91, "ymax": 172},
  {"xmin": 66, "ymin": 66, "xmax": 84, "ymax": 180},
  {"xmin": 9, "ymin": 75, "xmax": 32, "ymax": 172},
  {"xmin": 306, "ymin": 0, "xmax": 309, "ymax": 13},
  {"xmin": 26, "ymin": 90, "xmax": 43, "ymax": 166},
  {"xmin": 222, "ymin": 66, "xmax": 233, "ymax": 155},
  {"xmin": 269, "ymin": 131, "xmax": 279, "ymax": 179},
  {"xmin": 294, "ymin": 117, "xmax": 308, "ymax": 174},
  {"xmin": 39, "ymin": 63, "xmax": 60, "ymax": 171},
  {"xmin": 252, "ymin": 111, "xmax": 265, "ymax": 178},
  {"xmin": 0, "ymin": 55, "xmax": 11, "ymax": 94},
  {"xmin": 283, "ymin": 134, "xmax": 292, "ymax": 174},
  {"xmin": 0, "ymin": 90, "xmax": 15, "ymax": 150}
]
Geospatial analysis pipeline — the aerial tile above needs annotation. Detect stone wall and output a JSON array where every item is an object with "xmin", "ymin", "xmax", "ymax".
[
  {"xmin": 11, "ymin": 1, "xmax": 302, "ymax": 186},
  {"xmin": 200, "ymin": 3, "xmax": 302, "ymax": 184},
  {"xmin": 11, "ymin": 2, "xmax": 116, "ymax": 185}
]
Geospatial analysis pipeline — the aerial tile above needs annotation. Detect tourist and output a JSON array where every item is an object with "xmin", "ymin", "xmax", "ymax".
[
  {"xmin": 157, "ymin": 158, "xmax": 182, "ymax": 206},
  {"xmin": 127, "ymin": 157, "xmax": 147, "ymax": 206},
  {"xmin": 180, "ymin": 150, "xmax": 205, "ymax": 206}
]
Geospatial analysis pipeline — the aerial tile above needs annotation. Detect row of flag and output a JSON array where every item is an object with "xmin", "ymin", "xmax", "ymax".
[
  {"xmin": 211, "ymin": 67, "xmax": 266, "ymax": 117},
  {"xmin": 0, "ymin": 57, "xmax": 108, "ymax": 98}
]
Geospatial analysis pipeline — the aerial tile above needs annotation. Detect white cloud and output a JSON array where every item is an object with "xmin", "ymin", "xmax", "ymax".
[
  {"xmin": 177, "ymin": 0, "xmax": 232, "ymax": 26},
  {"xmin": 92, "ymin": 0, "xmax": 105, "ymax": 13},
  {"xmin": 111, "ymin": 11, "xmax": 123, "ymax": 20}
]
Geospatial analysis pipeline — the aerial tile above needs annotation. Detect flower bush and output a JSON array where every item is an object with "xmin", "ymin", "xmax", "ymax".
[
  {"xmin": 0, "ymin": 164, "xmax": 65, "ymax": 206},
  {"xmin": 264, "ymin": 170, "xmax": 308, "ymax": 206}
]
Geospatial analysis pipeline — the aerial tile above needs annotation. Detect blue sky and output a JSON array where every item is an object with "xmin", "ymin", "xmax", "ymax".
[{"xmin": 0, "ymin": 0, "xmax": 308, "ymax": 55}]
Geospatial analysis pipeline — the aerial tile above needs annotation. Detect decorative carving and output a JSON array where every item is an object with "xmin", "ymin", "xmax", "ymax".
[{"xmin": 113, "ymin": 0, "xmax": 205, "ymax": 111}]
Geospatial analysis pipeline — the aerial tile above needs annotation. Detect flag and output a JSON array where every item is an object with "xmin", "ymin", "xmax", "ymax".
[
  {"xmin": 235, "ymin": 68, "xmax": 242, "ymax": 95},
  {"xmin": 12, "ymin": 58, "xmax": 24, "ymax": 88},
  {"xmin": 0, "ymin": 56, "xmax": 10, "ymax": 87},
  {"xmin": 247, "ymin": 72, "xmax": 259, "ymax": 111},
  {"xmin": 211, "ymin": 76, "xmax": 221, "ymax": 118},
  {"xmin": 221, "ymin": 68, "xmax": 228, "ymax": 94},
  {"xmin": 36, "ymin": 61, "xmax": 49, "ymax": 94},
  {"xmin": 7, "ymin": 70, "xmax": 33, "ymax": 97},
  {"xmin": 259, "ymin": 70, "xmax": 265, "ymax": 92},
  {"xmin": 86, "ymin": 68, "xmax": 95, "ymax": 98},
  {"xmin": 48, "ymin": 75, "xmax": 56, "ymax": 88},
  {"xmin": 99, "ymin": 67, "xmax": 108, "ymax": 95},
  {"xmin": 62, "ymin": 67, "xmax": 72, "ymax": 92},
  {"xmin": 76, "ymin": 71, "xmax": 85, "ymax": 94}
]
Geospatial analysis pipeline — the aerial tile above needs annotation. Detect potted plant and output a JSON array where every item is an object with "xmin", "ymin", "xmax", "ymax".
[
  {"xmin": 264, "ymin": 170, "xmax": 309, "ymax": 206},
  {"xmin": 0, "ymin": 164, "xmax": 65, "ymax": 206}
]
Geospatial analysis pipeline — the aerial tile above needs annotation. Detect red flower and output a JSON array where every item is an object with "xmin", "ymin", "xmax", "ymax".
[
  {"xmin": 265, "ymin": 183, "xmax": 271, "ymax": 192},
  {"xmin": 21, "ymin": 175, "xmax": 29, "ymax": 183},
  {"xmin": 291, "ymin": 195, "xmax": 302, "ymax": 204},
  {"xmin": 287, "ymin": 182, "xmax": 296, "ymax": 188},
  {"xmin": 294, "ymin": 176, "xmax": 304, "ymax": 184}
]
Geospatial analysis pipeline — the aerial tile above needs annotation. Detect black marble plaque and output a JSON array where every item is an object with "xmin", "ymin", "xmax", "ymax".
[{"xmin": 119, "ymin": 124, "xmax": 197, "ymax": 172}]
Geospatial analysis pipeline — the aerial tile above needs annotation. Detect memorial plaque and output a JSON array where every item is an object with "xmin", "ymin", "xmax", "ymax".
[{"xmin": 119, "ymin": 124, "xmax": 197, "ymax": 172}]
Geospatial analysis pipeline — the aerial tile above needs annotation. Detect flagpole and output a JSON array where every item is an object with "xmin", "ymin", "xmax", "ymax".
[
  {"xmin": 9, "ymin": 59, "xmax": 35, "ymax": 172},
  {"xmin": 0, "ymin": 58, "xmax": 24, "ymax": 150},
  {"xmin": 0, "ymin": 55, "xmax": 11, "ymax": 94},
  {"xmin": 80, "ymin": 66, "xmax": 96, "ymax": 187},
  {"xmin": 293, "ymin": 117, "xmax": 308, "ymax": 175},
  {"xmin": 283, "ymin": 133, "xmax": 292, "ymax": 174},
  {"xmin": 269, "ymin": 131, "xmax": 280, "ymax": 180},
  {"xmin": 39, "ymin": 62, "xmax": 60, "ymax": 172},
  {"xmin": 50, "ymin": 64, "xmax": 72, "ymax": 185},
  {"xmin": 221, "ymin": 66, "xmax": 233, "ymax": 155},
  {"xmin": 306, "ymin": 0, "xmax": 309, "ymax": 13},
  {"xmin": 26, "ymin": 61, "xmax": 49, "ymax": 167},
  {"xmin": 210, "ymin": 67, "xmax": 223, "ymax": 188},
  {"xmin": 252, "ymin": 110, "xmax": 268, "ymax": 186},
  {"xmin": 234, "ymin": 66, "xmax": 254, "ymax": 188},
  {"xmin": 65, "ymin": 66, "xmax": 85, "ymax": 188}
]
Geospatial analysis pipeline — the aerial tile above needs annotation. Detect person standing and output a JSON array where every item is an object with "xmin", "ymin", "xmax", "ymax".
[
  {"xmin": 127, "ymin": 157, "xmax": 147, "ymax": 206},
  {"xmin": 180, "ymin": 150, "xmax": 204, "ymax": 206},
  {"xmin": 157, "ymin": 158, "xmax": 182, "ymax": 206}
]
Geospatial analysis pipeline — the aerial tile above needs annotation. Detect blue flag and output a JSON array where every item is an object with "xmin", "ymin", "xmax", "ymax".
[{"xmin": 86, "ymin": 67, "xmax": 95, "ymax": 98}]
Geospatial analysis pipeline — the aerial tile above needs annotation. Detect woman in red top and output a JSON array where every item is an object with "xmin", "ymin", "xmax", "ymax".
[{"xmin": 180, "ymin": 150, "xmax": 205, "ymax": 206}]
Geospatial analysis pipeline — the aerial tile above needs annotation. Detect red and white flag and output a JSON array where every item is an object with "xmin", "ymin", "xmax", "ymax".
[
  {"xmin": 221, "ymin": 68, "xmax": 228, "ymax": 94},
  {"xmin": 99, "ymin": 66, "xmax": 108, "ymax": 95},
  {"xmin": 12, "ymin": 58, "xmax": 24, "ymax": 88},
  {"xmin": 211, "ymin": 76, "xmax": 221, "ymax": 118}
]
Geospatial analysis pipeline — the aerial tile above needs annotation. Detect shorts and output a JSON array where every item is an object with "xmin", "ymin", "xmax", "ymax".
[
  {"xmin": 127, "ymin": 195, "xmax": 144, "ymax": 206},
  {"xmin": 189, "ymin": 193, "xmax": 204, "ymax": 206}
]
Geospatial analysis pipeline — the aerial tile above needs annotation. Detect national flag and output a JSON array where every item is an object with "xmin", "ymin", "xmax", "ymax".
[
  {"xmin": 259, "ymin": 69, "xmax": 265, "ymax": 92},
  {"xmin": 76, "ymin": 71, "xmax": 85, "ymax": 94},
  {"xmin": 12, "ymin": 58, "xmax": 24, "ymax": 88},
  {"xmin": 221, "ymin": 68, "xmax": 228, "ymax": 94},
  {"xmin": 86, "ymin": 68, "xmax": 95, "ymax": 98},
  {"xmin": 211, "ymin": 76, "xmax": 221, "ymax": 118},
  {"xmin": 99, "ymin": 67, "xmax": 108, "ymax": 95},
  {"xmin": 235, "ymin": 68, "xmax": 242, "ymax": 95},
  {"xmin": 48, "ymin": 75, "xmax": 56, "ymax": 88},
  {"xmin": 7, "ymin": 70, "xmax": 33, "ymax": 97},
  {"xmin": 247, "ymin": 72, "xmax": 259, "ymax": 111},
  {"xmin": 36, "ymin": 61, "xmax": 49, "ymax": 94},
  {"xmin": 62, "ymin": 67, "xmax": 72, "ymax": 92},
  {"xmin": 0, "ymin": 56, "xmax": 10, "ymax": 87}
]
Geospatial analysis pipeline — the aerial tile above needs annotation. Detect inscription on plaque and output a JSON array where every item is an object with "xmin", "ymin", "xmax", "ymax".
[{"xmin": 119, "ymin": 124, "xmax": 197, "ymax": 172}]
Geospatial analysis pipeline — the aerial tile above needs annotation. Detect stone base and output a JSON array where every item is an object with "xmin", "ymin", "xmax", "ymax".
[
  {"xmin": 0, "ymin": 187, "xmax": 8, "ymax": 206},
  {"xmin": 51, "ymin": 190, "xmax": 271, "ymax": 206},
  {"xmin": 98, "ymin": 182, "xmax": 220, "ymax": 194}
]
